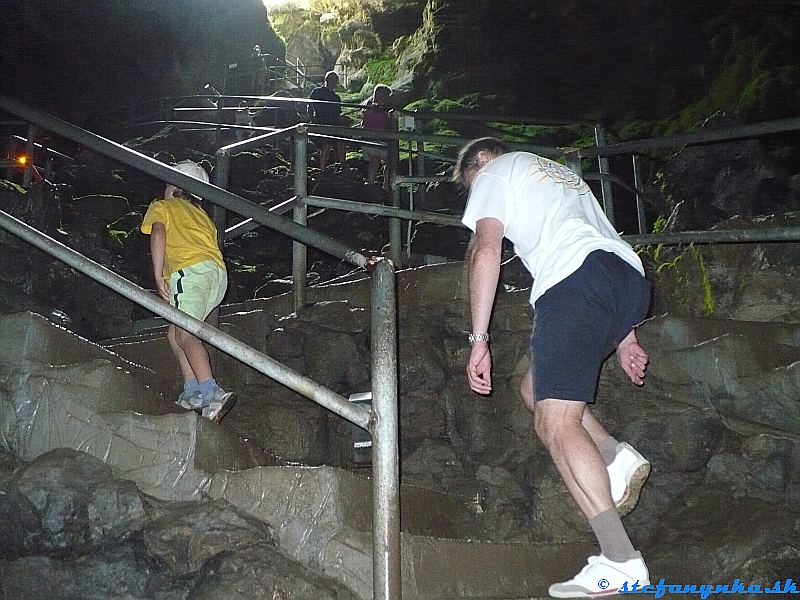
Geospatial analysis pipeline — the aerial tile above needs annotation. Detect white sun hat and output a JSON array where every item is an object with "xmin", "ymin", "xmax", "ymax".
[
  {"xmin": 172, "ymin": 160, "xmax": 209, "ymax": 199},
  {"xmin": 173, "ymin": 160, "xmax": 209, "ymax": 183}
]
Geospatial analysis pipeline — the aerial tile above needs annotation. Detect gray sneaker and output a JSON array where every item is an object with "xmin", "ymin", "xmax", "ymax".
[
  {"xmin": 176, "ymin": 389, "xmax": 205, "ymax": 410},
  {"xmin": 201, "ymin": 386, "xmax": 237, "ymax": 423}
]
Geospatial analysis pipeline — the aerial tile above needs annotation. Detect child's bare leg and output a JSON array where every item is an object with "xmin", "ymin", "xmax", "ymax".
[
  {"xmin": 167, "ymin": 324, "xmax": 197, "ymax": 382},
  {"xmin": 174, "ymin": 327, "xmax": 213, "ymax": 383}
]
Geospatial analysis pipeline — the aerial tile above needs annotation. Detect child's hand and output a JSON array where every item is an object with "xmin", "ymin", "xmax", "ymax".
[
  {"xmin": 164, "ymin": 184, "xmax": 178, "ymax": 199},
  {"xmin": 155, "ymin": 277, "xmax": 170, "ymax": 301}
]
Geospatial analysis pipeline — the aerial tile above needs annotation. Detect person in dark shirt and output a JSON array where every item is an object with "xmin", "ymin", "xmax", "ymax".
[{"xmin": 308, "ymin": 71, "xmax": 345, "ymax": 169}]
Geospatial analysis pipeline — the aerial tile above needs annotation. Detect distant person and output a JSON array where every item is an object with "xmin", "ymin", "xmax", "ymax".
[
  {"xmin": 235, "ymin": 100, "xmax": 254, "ymax": 141},
  {"xmin": 360, "ymin": 84, "xmax": 392, "ymax": 188},
  {"xmin": 308, "ymin": 71, "xmax": 345, "ymax": 169},
  {"xmin": 250, "ymin": 45, "xmax": 267, "ymax": 94},
  {"xmin": 140, "ymin": 160, "xmax": 236, "ymax": 423}
]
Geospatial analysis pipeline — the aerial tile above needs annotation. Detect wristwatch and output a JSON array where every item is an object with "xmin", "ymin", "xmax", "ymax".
[{"xmin": 468, "ymin": 332, "xmax": 490, "ymax": 343}]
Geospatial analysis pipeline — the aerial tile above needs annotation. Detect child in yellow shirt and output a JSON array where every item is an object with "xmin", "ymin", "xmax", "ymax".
[{"xmin": 141, "ymin": 160, "xmax": 235, "ymax": 422}]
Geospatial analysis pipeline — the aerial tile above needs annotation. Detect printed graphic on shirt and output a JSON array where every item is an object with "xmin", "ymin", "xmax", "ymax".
[{"xmin": 533, "ymin": 156, "xmax": 588, "ymax": 191}]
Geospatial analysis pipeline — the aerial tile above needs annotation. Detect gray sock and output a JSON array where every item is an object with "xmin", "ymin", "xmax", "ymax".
[
  {"xmin": 589, "ymin": 508, "xmax": 637, "ymax": 562},
  {"xmin": 597, "ymin": 435, "xmax": 620, "ymax": 466}
]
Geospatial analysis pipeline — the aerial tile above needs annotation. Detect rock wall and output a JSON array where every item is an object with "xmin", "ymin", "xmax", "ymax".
[
  {"xmin": 397, "ymin": 0, "xmax": 800, "ymax": 122},
  {"xmin": 1, "ymin": 0, "xmax": 284, "ymax": 129}
]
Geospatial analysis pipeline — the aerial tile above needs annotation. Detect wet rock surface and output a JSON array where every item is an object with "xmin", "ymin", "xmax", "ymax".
[{"xmin": 0, "ymin": 449, "xmax": 357, "ymax": 600}]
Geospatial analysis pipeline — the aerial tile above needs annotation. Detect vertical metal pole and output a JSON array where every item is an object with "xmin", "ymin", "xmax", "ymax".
[
  {"xmin": 213, "ymin": 150, "xmax": 231, "ymax": 249},
  {"xmin": 386, "ymin": 116, "xmax": 402, "ymax": 267},
  {"xmin": 44, "ymin": 157, "xmax": 54, "ymax": 182},
  {"xmin": 293, "ymin": 127, "xmax": 309, "ymax": 312},
  {"xmin": 215, "ymin": 99, "xmax": 224, "ymax": 148},
  {"xmin": 415, "ymin": 140, "xmax": 426, "ymax": 208},
  {"xmin": 594, "ymin": 125, "xmax": 615, "ymax": 225},
  {"xmin": 565, "ymin": 150, "xmax": 583, "ymax": 177},
  {"xmin": 406, "ymin": 140, "xmax": 414, "ymax": 258},
  {"xmin": 632, "ymin": 154, "xmax": 647, "ymax": 235},
  {"xmin": 4, "ymin": 137, "xmax": 15, "ymax": 181},
  {"xmin": 22, "ymin": 125, "xmax": 37, "ymax": 188},
  {"xmin": 207, "ymin": 149, "xmax": 232, "ymax": 373},
  {"xmin": 369, "ymin": 257, "xmax": 401, "ymax": 600}
]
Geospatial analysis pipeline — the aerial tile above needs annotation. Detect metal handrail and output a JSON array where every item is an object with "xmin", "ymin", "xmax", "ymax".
[
  {"xmin": 305, "ymin": 194, "xmax": 463, "ymax": 228},
  {"xmin": 0, "ymin": 95, "xmax": 401, "ymax": 600},
  {"xmin": 578, "ymin": 117, "xmax": 800, "ymax": 158},
  {"xmin": 211, "ymin": 117, "xmax": 800, "ymax": 252},
  {"xmin": 0, "ymin": 208, "xmax": 371, "ymax": 428}
]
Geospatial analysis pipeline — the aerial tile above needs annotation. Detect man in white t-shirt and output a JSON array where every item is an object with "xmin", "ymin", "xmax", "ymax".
[{"xmin": 456, "ymin": 137, "xmax": 653, "ymax": 598}]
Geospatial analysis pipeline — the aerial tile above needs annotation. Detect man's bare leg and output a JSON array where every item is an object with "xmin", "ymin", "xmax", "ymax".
[
  {"xmin": 520, "ymin": 367, "xmax": 613, "ymax": 449},
  {"xmin": 534, "ymin": 397, "xmax": 637, "ymax": 562},
  {"xmin": 534, "ymin": 398, "xmax": 613, "ymax": 518}
]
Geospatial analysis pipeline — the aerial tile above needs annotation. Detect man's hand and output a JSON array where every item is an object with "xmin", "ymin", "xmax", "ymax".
[
  {"xmin": 467, "ymin": 342, "xmax": 493, "ymax": 394},
  {"xmin": 617, "ymin": 330, "xmax": 648, "ymax": 385}
]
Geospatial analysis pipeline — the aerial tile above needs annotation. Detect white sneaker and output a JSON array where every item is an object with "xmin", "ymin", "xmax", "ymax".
[
  {"xmin": 607, "ymin": 442, "xmax": 650, "ymax": 517},
  {"xmin": 549, "ymin": 553, "xmax": 649, "ymax": 598},
  {"xmin": 201, "ymin": 386, "xmax": 237, "ymax": 423}
]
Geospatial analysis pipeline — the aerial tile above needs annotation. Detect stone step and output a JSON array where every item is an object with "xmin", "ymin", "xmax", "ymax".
[
  {"xmin": 0, "ymin": 311, "xmax": 160, "ymax": 391},
  {"xmin": 648, "ymin": 330, "xmax": 800, "ymax": 390},
  {"xmin": 640, "ymin": 313, "xmax": 800, "ymax": 352},
  {"xmin": 636, "ymin": 316, "xmax": 800, "ymax": 436}
]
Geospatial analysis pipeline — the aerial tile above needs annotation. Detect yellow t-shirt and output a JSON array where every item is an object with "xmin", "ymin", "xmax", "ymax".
[{"xmin": 140, "ymin": 197, "xmax": 225, "ymax": 277}]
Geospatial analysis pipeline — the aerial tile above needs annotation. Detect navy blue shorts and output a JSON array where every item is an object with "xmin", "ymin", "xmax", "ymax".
[{"xmin": 530, "ymin": 251, "xmax": 651, "ymax": 403}]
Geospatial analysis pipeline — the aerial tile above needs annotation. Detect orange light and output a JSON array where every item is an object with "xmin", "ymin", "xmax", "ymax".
[{"xmin": 16, "ymin": 154, "xmax": 28, "ymax": 166}]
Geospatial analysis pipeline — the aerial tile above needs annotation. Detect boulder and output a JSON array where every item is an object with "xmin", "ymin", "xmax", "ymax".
[{"xmin": 143, "ymin": 499, "xmax": 274, "ymax": 577}]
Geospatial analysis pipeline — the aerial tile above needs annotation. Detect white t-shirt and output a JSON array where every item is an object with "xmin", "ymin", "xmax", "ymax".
[{"xmin": 461, "ymin": 152, "xmax": 644, "ymax": 306}]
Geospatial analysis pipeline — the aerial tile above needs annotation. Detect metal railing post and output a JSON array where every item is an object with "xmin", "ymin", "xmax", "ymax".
[
  {"xmin": 44, "ymin": 157, "xmax": 53, "ymax": 183},
  {"xmin": 22, "ymin": 124, "xmax": 37, "ymax": 188},
  {"xmin": 406, "ymin": 140, "xmax": 414, "ymax": 258},
  {"xmin": 594, "ymin": 125, "xmax": 615, "ymax": 225},
  {"xmin": 207, "ymin": 151, "xmax": 230, "ymax": 373},
  {"xmin": 386, "ymin": 116, "xmax": 402, "ymax": 266},
  {"xmin": 565, "ymin": 150, "xmax": 583, "ymax": 177},
  {"xmin": 215, "ymin": 99, "xmax": 224, "ymax": 148},
  {"xmin": 415, "ymin": 140, "xmax": 426, "ymax": 208},
  {"xmin": 213, "ymin": 149, "xmax": 231, "ymax": 249},
  {"xmin": 368, "ymin": 257, "xmax": 401, "ymax": 600},
  {"xmin": 632, "ymin": 154, "xmax": 647, "ymax": 235},
  {"xmin": 293, "ymin": 127, "xmax": 309, "ymax": 312}
]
